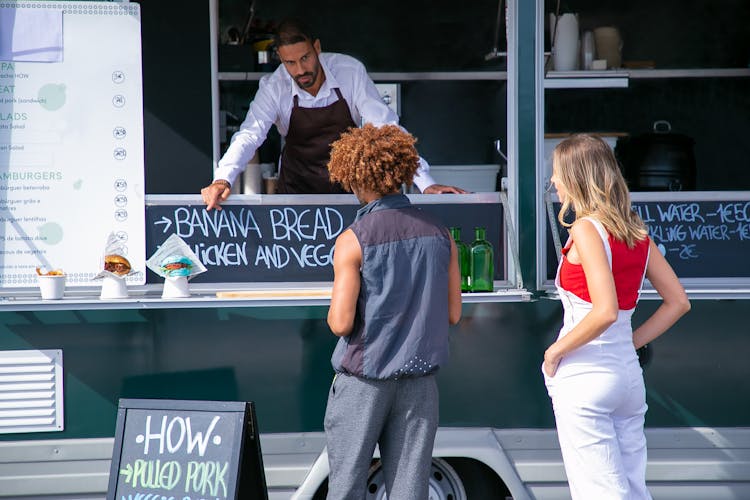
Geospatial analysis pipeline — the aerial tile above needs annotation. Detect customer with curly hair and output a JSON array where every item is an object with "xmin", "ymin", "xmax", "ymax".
[
  {"xmin": 327, "ymin": 123, "xmax": 420, "ymax": 195},
  {"xmin": 324, "ymin": 123, "xmax": 462, "ymax": 499}
]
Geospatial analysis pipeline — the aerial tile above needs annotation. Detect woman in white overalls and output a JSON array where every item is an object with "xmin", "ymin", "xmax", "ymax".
[{"xmin": 543, "ymin": 134, "xmax": 691, "ymax": 499}]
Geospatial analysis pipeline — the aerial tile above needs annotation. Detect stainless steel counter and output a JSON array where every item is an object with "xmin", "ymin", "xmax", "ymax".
[{"xmin": 0, "ymin": 282, "xmax": 532, "ymax": 311}]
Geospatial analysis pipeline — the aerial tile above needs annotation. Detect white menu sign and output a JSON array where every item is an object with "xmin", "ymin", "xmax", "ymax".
[{"xmin": 0, "ymin": 1, "xmax": 145, "ymax": 287}]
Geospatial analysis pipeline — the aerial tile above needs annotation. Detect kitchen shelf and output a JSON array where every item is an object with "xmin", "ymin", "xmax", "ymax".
[
  {"xmin": 628, "ymin": 68, "xmax": 750, "ymax": 79},
  {"xmin": 218, "ymin": 71, "xmax": 509, "ymax": 82},
  {"xmin": 544, "ymin": 68, "xmax": 750, "ymax": 89},
  {"xmin": 369, "ymin": 72, "xmax": 508, "ymax": 81},
  {"xmin": 220, "ymin": 68, "xmax": 749, "ymax": 85},
  {"xmin": 545, "ymin": 70, "xmax": 629, "ymax": 89}
]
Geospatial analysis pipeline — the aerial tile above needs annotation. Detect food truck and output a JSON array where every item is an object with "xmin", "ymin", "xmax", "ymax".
[{"xmin": 0, "ymin": 0, "xmax": 749, "ymax": 499}]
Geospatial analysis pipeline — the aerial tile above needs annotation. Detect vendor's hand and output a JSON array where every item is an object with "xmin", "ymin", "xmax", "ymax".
[
  {"xmin": 201, "ymin": 182, "xmax": 231, "ymax": 211},
  {"xmin": 422, "ymin": 183, "xmax": 469, "ymax": 194},
  {"xmin": 543, "ymin": 346, "xmax": 562, "ymax": 378}
]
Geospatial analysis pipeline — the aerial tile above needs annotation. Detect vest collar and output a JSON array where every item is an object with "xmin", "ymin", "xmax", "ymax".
[{"xmin": 355, "ymin": 193, "xmax": 410, "ymax": 221}]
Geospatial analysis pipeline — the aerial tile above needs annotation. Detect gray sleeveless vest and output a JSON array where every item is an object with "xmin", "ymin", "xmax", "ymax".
[{"xmin": 331, "ymin": 194, "xmax": 451, "ymax": 379}]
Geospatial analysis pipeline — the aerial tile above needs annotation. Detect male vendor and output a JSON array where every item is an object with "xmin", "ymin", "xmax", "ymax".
[{"xmin": 201, "ymin": 18, "xmax": 464, "ymax": 209}]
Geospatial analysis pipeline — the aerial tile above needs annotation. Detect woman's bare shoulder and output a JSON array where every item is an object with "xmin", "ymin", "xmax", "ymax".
[{"xmin": 570, "ymin": 217, "xmax": 601, "ymax": 239}]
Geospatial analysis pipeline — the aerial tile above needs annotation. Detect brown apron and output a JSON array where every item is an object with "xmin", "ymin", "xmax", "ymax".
[{"xmin": 278, "ymin": 87, "xmax": 356, "ymax": 194}]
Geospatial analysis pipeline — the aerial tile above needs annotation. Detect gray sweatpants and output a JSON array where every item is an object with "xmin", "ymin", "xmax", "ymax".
[{"xmin": 324, "ymin": 373, "xmax": 439, "ymax": 500}]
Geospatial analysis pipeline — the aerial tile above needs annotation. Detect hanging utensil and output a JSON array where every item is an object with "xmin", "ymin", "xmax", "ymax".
[
  {"xmin": 239, "ymin": 0, "xmax": 257, "ymax": 46},
  {"xmin": 485, "ymin": 0, "xmax": 507, "ymax": 61}
]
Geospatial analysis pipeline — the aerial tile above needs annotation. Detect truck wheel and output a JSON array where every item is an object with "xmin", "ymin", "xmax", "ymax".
[{"xmin": 365, "ymin": 457, "xmax": 467, "ymax": 500}]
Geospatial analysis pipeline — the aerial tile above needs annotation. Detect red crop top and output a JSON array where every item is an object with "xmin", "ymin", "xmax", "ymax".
[{"xmin": 559, "ymin": 233, "xmax": 650, "ymax": 310}]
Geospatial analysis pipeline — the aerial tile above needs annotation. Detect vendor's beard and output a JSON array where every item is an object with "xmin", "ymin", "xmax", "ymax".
[
  {"xmin": 294, "ymin": 61, "xmax": 320, "ymax": 89},
  {"xmin": 294, "ymin": 72, "xmax": 315, "ymax": 89}
]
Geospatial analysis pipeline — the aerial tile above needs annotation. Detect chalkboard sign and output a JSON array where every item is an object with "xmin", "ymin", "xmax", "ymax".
[
  {"xmin": 107, "ymin": 399, "xmax": 267, "ymax": 500},
  {"xmin": 545, "ymin": 194, "xmax": 750, "ymax": 283},
  {"xmin": 145, "ymin": 196, "xmax": 505, "ymax": 283}
]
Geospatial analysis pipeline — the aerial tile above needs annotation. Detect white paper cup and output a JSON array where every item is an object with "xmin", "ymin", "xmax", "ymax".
[
  {"xmin": 162, "ymin": 276, "xmax": 190, "ymax": 299},
  {"xmin": 37, "ymin": 275, "xmax": 66, "ymax": 300},
  {"xmin": 100, "ymin": 275, "xmax": 129, "ymax": 299}
]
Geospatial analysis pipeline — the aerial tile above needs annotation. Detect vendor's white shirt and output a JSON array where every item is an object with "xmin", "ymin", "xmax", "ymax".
[{"xmin": 214, "ymin": 52, "xmax": 436, "ymax": 191}]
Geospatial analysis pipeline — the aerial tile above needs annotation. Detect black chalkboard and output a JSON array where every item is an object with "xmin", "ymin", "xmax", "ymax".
[
  {"xmin": 545, "ymin": 197, "xmax": 750, "ymax": 281},
  {"xmin": 107, "ymin": 399, "xmax": 267, "ymax": 500},
  {"xmin": 145, "ymin": 199, "xmax": 505, "ymax": 283}
]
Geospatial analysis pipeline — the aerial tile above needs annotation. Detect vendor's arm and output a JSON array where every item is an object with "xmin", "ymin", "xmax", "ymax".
[
  {"xmin": 543, "ymin": 219, "xmax": 619, "ymax": 376},
  {"xmin": 327, "ymin": 229, "xmax": 362, "ymax": 337},
  {"xmin": 352, "ymin": 68, "xmax": 467, "ymax": 194},
  {"xmin": 200, "ymin": 180, "xmax": 232, "ymax": 211},
  {"xmin": 202, "ymin": 78, "xmax": 278, "ymax": 210}
]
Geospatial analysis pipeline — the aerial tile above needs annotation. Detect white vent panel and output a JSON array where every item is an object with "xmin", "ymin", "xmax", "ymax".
[{"xmin": 0, "ymin": 350, "xmax": 64, "ymax": 433}]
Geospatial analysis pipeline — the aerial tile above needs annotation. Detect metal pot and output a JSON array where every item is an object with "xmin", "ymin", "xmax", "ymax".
[{"xmin": 616, "ymin": 120, "xmax": 696, "ymax": 191}]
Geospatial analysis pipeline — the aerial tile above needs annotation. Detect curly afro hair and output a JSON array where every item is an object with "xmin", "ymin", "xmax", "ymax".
[{"xmin": 327, "ymin": 123, "xmax": 419, "ymax": 195}]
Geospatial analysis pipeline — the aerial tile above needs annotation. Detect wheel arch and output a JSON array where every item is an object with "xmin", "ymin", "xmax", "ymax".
[{"xmin": 291, "ymin": 427, "xmax": 531, "ymax": 500}]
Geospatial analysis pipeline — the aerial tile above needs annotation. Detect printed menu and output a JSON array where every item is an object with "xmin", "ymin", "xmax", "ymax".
[{"xmin": 0, "ymin": 2, "xmax": 145, "ymax": 287}]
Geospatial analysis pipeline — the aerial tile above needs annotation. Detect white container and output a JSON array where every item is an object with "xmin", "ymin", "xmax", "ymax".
[
  {"xmin": 100, "ymin": 275, "xmax": 129, "ymax": 299},
  {"xmin": 37, "ymin": 275, "xmax": 65, "ymax": 300},
  {"xmin": 162, "ymin": 276, "xmax": 190, "ymax": 299},
  {"xmin": 424, "ymin": 164, "xmax": 501, "ymax": 193},
  {"xmin": 581, "ymin": 31, "xmax": 595, "ymax": 70},
  {"xmin": 594, "ymin": 26, "xmax": 623, "ymax": 69},
  {"xmin": 550, "ymin": 13, "xmax": 579, "ymax": 71},
  {"xmin": 242, "ymin": 163, "xmax": 263, "ymax": 194}
]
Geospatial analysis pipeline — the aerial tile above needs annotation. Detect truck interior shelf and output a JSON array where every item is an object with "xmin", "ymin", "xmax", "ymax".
[
  {"xmin": 218, "ymin": 71, "xmax": 510, "ymax": 82},
  {"xmin": 544, "ymin": 68, "xmax": 750, "ymax": 89}
]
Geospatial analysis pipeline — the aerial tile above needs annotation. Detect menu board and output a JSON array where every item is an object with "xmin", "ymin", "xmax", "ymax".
[
  {"xmin": 0, "ymin": 2, "xmax": 145, "ymax": 288},
  {"xmin": 107, "ymin": 399, "xmax": 268, "ymax": 500},
  {"xmin": 145, "ymin": 196, "xmax": 505, "ymax": 284},
  {"xmin": 545, "ymin": 193, "xmax": 750, "ymax": 283}
]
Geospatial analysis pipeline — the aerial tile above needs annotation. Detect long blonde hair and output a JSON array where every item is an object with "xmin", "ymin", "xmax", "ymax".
[{"xmin": 553, "ymin": 134, "xmax": 647, "ymax": 247}]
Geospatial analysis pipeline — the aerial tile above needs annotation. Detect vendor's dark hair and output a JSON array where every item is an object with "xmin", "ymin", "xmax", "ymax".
[{"xmin": 274, "ymin": 18, "xmax": 316, "ymax": 47}]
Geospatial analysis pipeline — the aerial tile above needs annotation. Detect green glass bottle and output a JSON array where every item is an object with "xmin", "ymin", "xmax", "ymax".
[
  {"xmin": 449, "ymin": 227, "xmax": 470, "ymax": 292},
  {"xmin": 469, "ymin": 226, "xmax": 494, "ymax": 292}
]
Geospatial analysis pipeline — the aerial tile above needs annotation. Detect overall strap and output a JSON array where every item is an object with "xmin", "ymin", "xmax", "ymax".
[
  {"xmin": 579, "ymin": 217, "xmax": 612, "ymax": 268},
  {"xmin": 636, "ymin": 240, "xmax": 652, "ymax": 304}
]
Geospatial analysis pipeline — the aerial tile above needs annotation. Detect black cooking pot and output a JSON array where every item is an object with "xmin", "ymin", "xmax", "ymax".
[{"xmin": 616, "ymin": 120, "xmax": 696, "ymax": 191}]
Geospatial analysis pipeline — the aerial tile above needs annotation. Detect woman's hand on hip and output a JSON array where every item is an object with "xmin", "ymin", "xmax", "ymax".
[{"xmin": 543, "ymin": 346, "xmax": 562, "ymax": 377}]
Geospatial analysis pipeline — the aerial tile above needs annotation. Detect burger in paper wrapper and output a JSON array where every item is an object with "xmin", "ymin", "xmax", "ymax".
[
  {"xmin": 104, "ymin": 254, "xmax": 132, "ymax": 276},
  {"xmin": 146, "ymin": 233, "xmax": 207, "ymax": 280},
  {"xmin": 93, "ymin": 232, "xmax": 138, "ymax": 280},
  {"xmin": 159, "ymin": 255, "xmax": 192, "ymax": 277}
]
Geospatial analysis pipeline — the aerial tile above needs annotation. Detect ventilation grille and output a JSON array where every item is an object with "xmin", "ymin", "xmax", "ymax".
[{"xmin": 0, "ymin": 350, "xmax": 64, "ymax": 434}]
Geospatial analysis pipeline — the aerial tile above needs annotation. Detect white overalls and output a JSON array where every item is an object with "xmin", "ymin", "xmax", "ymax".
[{"xmin": 544, "ymin": 218, "xmax": 652, "ymax": 500}]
